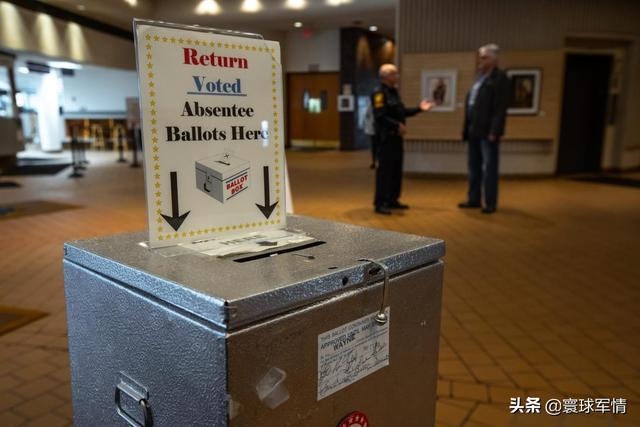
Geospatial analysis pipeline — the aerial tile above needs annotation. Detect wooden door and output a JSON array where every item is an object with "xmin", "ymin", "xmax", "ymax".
[{"xmin": 286, "ymin": 72, "xmax": 340, "ymax": 148}]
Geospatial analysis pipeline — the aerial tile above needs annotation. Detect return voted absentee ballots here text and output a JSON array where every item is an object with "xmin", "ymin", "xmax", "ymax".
[{"xmin": 134, "ymin": 22, "xmax": 286, "ymax": 248}]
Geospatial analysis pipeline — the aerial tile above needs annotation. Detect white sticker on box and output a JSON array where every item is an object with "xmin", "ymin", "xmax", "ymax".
[{"xmin": 317, "ymin": 308, "xmax": 390, "ymax": 400}]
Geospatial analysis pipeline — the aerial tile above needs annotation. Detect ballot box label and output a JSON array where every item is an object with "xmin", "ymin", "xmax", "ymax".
[
  {"xmin": 317, "ymin": 308, "xmax": 390, "ymax": 400},
  {"xmin": 134, "ymin": 21, "xmax": 286, "ymax": 247}
]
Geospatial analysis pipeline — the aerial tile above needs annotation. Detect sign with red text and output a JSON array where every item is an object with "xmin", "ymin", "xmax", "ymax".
[{"xmin": 134, "ymin": 20, "xmax": 285, "ymax": 247}]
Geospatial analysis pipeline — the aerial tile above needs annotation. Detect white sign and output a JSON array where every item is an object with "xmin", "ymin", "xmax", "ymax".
[
  {"xmin": 134, "ymin": 21, "xmax": 286, "ymax": 247},
  {"xmin": 317, "ymin": 308, "xmax": 390, "ymax": 400}
]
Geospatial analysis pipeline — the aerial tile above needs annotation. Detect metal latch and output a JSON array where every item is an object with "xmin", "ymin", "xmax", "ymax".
[
  {"xmin": 115, "ymin": 372, "xmax": 152, "ymax": 427},
  {"xmin": 359, "ymin": 258, "xmax": 390, "ymax": 325}
]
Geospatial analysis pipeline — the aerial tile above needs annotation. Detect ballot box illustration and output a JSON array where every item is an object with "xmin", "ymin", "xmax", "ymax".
[
  {"xmin": 196, "ymin": 153, "xmax": 250, "ymax": 203},
  {"xmin": 63, "ymin": 216, "xmax": 445, "ymax": 426}
]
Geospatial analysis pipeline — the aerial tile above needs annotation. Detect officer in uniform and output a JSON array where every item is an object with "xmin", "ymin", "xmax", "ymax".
[{"xmin": 372, "ymin": 63, "xmax": 433, "ymax": 215}]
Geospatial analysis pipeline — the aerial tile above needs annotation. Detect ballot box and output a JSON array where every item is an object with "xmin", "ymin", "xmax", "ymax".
[
  {"xmin": 195, "ymin": 153, "xmax": 250, "ymax": 203},
  {"xmin": 63, "ymin": 215, "xmax": 445, "ymax": 426}
]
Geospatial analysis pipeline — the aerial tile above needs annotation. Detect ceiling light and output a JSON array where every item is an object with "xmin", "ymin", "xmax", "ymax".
[
  {"xmin": 241, "ymin": 0, "xmax": 263, "ymax": 13},
  {"xmin": 369, "ymin": 25, "xmax": 378, "ymax": 32},
  {"xmin": 48, "ymin": 61, "xmax": 83, "ymax": 70},
  {"xmin": 124, "ymin": 0, "xmax": 137, "ymax": 6},
  {"xmin": 195, "ymin": 0, "xmax": 221, "ymax": 15},
  {"xmin": 285, "ymin": 0, "xmax": 306, "ymax": 9},
  {"xmin": 327, "ymin": 0, "xmax": 351, "ymax": 6},
  {"xmin": 293, "ymin": 22, "xmax": 303, "ymax": 28},
  {"xmin": 76, "ymin": 4, "xmax": 86, "ymax": 11}
]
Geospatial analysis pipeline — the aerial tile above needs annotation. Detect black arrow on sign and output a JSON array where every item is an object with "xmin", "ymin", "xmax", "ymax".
[
  {"xmin": 161, "ymin": 171, "xmax": 190, "ymax": 231},
  {"xmin": 256, "ymin": 165, "xmax": 278, "ymax": 219}
]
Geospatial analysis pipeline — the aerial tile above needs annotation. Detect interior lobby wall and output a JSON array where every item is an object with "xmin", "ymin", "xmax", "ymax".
[
  {"xmin": 398, "ymin": 0, "xmax": 640, "ymax": 174},
  {"xmin": 0, "ymin": 1, "xmax": 135, "ymax": 69},
  {"xmin": 284, "ymin": 29, "xmax": 340, "ymax": 73},
  {"xmin": 62, "ymin": 66, "xmax": 138, "ymax": 116},
  {"xmin": 402, "ymin": 49, "xmax": 563, "ymax": 174}
]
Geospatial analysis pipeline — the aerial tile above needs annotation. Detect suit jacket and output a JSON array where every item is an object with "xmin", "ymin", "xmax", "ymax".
[{"xmin": 463, "ymin": 67, "xmax": 510, "ymax": 141}]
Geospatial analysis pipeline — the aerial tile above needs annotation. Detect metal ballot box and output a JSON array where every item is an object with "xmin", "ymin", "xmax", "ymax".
[{"xmin": 63, "ymin": 216, "xmax": 444, "ymax": 426}]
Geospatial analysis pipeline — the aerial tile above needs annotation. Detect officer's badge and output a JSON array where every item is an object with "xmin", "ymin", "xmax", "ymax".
[{"xmin": 374, "ymin": 92, "xmax": 384, "ymax": 108}]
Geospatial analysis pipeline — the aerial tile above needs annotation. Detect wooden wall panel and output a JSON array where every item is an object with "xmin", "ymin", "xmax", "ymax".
[
  {"xmin": 399, "ymin": 0, "xmax": 640, "ymax": 54},
  {"xmin": 401, "ymin": 50, "xmax": 564, "ymax": 142},
  {"xmin": 401, "ymin": 52, "xmax": 475, "ymax": 140},
  {"xmin": 397, "ymin": 0, "xmax": 640, "ymax": 168}
]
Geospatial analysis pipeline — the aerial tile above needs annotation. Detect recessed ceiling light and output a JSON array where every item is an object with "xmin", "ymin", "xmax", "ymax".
[
  {"xmin": 195, "ymin": 0, "xmax": 221, "ymax": 15},
  {"xmin": 293, "ymin": 22, "xmax": 303, "ymax": 28},
  {"xmin": 241, "ymin": 0, "xmax": 263, "ymax": 13},
  {"xmin": 327, "ymin": 0, "xmax": 351, "ymax": 6},
  {"xmin": 369, "ymin": 25, "xmax": 378, "ymax": 32},
  {"xmin": 124, "ymin": 0, "xmax": 137, "ymax": 6},
  {"xmin": 76, "ymin": 4, "xmax": 86, "ymax": 11},
  {"xmin": 286, "ymin": 0, "xmax": 306, "ymax": 9}
]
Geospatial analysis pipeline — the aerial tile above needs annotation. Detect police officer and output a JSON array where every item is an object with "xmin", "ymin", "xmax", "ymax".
[{"xmin": 372, "ymin": 63, "xmax": 433, "ymax": 215}]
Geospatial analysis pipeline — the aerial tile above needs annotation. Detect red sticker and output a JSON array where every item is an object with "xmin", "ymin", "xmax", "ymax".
[{"xmin": 339, "ymin": 411, "xmax": 369, "ymax": 427}]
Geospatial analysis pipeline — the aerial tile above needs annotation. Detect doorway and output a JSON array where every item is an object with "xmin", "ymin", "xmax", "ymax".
[
  {"xmin": 286, "ymin": 72, "xmax": 339, "ymax": 149},
  {"xmin": 557, "ymin": 54, "xmax": 612, "ymax": 174}
]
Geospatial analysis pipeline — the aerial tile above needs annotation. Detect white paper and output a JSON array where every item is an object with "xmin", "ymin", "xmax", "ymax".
[
  {"xmin": 134, "ymin": 23, "xmax": 286, "ymax": 248},
  {"xmin": 183, "ymin": 229, "xmax": 313, "ymax": 257},
  {"xmin": 317, "ymin": 308, "xmax": 390, "ymax": 400}
]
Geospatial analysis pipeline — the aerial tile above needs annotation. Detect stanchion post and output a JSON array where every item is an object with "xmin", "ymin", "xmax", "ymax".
[
  {"xmin": 69, "ymin": 126, "xmax": 84, "ymax": 178},
  {"xmin": 117, "ymin": 127, "xmax": 127, "ymax": 163},
  {"xmin": 77, "ymin": 128, "xmax": 88, "ymax": 169},
  {"xmin": 130, "ymin": 127, "xmax": 141, "ymax": 168}
]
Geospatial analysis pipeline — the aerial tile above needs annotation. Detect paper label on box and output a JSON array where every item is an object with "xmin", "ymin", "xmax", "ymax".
[{"xmin": 317, "ymin": 308, "xmax": 390, "ymax": 400}]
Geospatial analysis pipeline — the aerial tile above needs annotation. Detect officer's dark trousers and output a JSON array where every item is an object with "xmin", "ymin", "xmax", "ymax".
[
  {"xmin": 467, "ymin": 137, "xmax": 499, "ymax": 209},
  {"xmin": 375, "ymin": 136, "xmax": 403, "ymax": 207},
  {"xmin": 370, "ymin": 134, "xmax": 379, "ymax": 165}
]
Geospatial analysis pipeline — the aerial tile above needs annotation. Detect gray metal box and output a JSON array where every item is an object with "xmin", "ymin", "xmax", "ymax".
[{"xmin": 63, "ymin": 215, "xmax": 444, "ymax": 426}]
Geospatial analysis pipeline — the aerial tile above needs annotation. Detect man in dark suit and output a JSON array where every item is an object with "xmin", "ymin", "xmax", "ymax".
[
  {"xmin": 459, "ymin": 44, "xmax": 510, "ymax": 214},
  {"xmin": 372, "ymin": 64, "xmax": 433, "ymax": 215}
]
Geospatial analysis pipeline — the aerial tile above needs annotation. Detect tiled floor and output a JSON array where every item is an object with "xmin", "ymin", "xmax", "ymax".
[{"xmin": 1, "ymin": 149, "xmax": 639, "ymax": 426}]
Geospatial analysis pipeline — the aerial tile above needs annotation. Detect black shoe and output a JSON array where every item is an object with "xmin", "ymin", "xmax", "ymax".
[
  {"xmin": 389, "ymin": 201, "xmax": 409, "ymax": 209},
  {"xmin": 481, "ymin": 207, "xmax": 496, "ymax": 214},
  {"xmin": 458, "ymin": 202, "xmax": 481, "ymax": 209},
  {"xmin": 375, "ymin": 206, "xmax": 392, "ymax": 215}
]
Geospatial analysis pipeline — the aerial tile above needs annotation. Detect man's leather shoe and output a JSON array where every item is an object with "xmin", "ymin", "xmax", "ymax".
[
  {"xmin": 375, "ymin": 206, "xmax": 392, "ymax": 215},
  {"xmin": 482, "ymin": 207, "xmax": 496, "ymax": 214},
  {"xmin": 389, "ymin": 201, "xmax": 409, "ymax": 209},
  {"xmin": 458, "ymin": 202, "xmax": 481, "ymax": 208}
]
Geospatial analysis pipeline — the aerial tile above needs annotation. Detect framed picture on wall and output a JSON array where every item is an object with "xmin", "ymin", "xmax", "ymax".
[
  {"xmin": 506, "ymin": 69, "xmax": 542, "ymax": 115},
  {"xmin": 337, "ymin": 94, "xmax": 354, "ymax": 112},
  {"xmin": 421, "ymin": 69, "xmax": 457, "ymax": 112}
]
